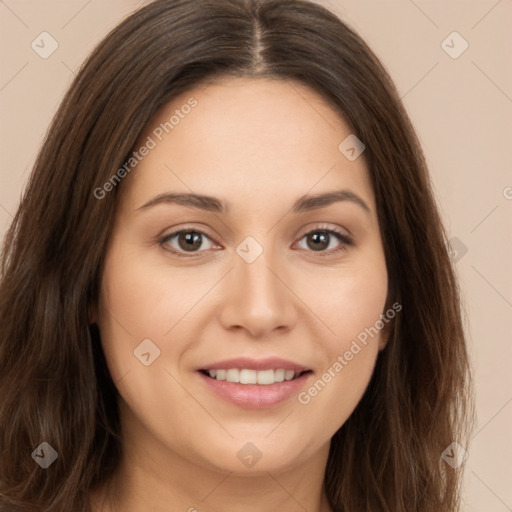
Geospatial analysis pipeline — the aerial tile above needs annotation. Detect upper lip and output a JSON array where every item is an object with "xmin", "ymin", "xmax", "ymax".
[{"xmin": 198, "ymin": 357, "xmax": 310, "ymax": 373}]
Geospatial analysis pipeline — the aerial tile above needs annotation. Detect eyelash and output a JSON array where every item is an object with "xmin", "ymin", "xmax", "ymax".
[{"xmin": 159, "ymin": 224, "xmax": 353, "ymax": 258}]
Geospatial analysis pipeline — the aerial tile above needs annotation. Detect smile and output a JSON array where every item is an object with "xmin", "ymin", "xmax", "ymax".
[{"xmin": 200, "ymin": 368, "xmax": 310, "ymax": 385}]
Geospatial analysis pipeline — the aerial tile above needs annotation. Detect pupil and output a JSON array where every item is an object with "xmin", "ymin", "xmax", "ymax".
[
  {"xmin": 308, "ymin": 232, "xmax": 329, "ymax": 251},
  {"xmin": 179, "ymin": 232, "xmax": 202, "ymax": 251}
]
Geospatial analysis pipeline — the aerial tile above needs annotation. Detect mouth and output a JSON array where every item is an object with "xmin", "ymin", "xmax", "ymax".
[
  {"xmin": 199, "ymin": 368, "xmax": 312, "ymax": 385},
  {"xmin": 196, "ymin": 357, "xmax": 313, "ymax": 408}
]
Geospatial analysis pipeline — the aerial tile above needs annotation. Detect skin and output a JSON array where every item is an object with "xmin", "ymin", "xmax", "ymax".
[{"xmin": 90, "ymin": 77, "xmax": 389, "ymax": 512}]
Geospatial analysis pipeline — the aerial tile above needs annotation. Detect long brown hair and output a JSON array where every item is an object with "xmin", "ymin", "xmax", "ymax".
[{"xmin": 0, "ymin": 0, "xmax": 474, "ymax": 510}]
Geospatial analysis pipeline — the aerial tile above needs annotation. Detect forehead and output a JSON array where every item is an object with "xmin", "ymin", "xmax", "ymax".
[{"xmin": 120, "ymin": 76, "xmax": 374, "ymax": 213}]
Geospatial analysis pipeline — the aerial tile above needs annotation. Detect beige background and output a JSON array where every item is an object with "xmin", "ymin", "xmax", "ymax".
[{"xmin": 0, "ymin": 0, "xmax": 511, "ymax": 510}]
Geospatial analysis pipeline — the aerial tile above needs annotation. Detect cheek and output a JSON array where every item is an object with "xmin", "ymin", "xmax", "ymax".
[
  {"xmin": 96, "ymin": 245, "xmax": 169, "ymax": 383},
  {"xmin": 299, "ymin": 249, "xmax": 388, "ymax": 348},
  {"xmin": 293, "ymin": 251, "xmax": 388, "ymax": 427},
  {"xmin": 297, "ymin": 344, "xmax": 378, "ymax": 442},
  {"xmin": 96, "ymin": 244, "xmax": 218, "ymax": 381},
  {"xmin": 95, "ymin": 246, "xmax": 236, "ymax": 463}
]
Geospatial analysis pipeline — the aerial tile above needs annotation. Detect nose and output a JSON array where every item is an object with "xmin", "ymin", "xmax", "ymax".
[{"xmin": 218, "ymin": 247, "xmax": 298, "ymax": 338}]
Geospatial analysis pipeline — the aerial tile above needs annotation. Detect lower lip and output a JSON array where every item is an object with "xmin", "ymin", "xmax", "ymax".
[{"xmin": 198, "ymin": 371, "xmax": 312, "ymax": 409}]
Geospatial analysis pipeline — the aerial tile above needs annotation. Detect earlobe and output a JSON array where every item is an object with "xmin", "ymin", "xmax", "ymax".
[
  {"xmin": 378, "ymin": 298, "xmax": 397, "ymax": 351},
  {"xmin": 378, "ymin": 331, "xmax": 390, "ymax": 351}
]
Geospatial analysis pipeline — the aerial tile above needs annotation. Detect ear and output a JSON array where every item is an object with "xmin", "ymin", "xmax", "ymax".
[
  {"xmin": 378, "ymin": 321, "xmax": 391, "ymax": 351},
  {"xmin": 377, "ymin": 298, "xmax": 401, "ymax": 351}
]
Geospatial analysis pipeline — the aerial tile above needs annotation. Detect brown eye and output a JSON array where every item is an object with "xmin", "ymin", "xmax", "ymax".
[
  {"xmin": 296, "ymin": 228, "xmax": 353, "ymax": 255},
  {"xmin": 177, "ymin": 232, "xmax": 203, "ymax": 251},
  {"xmin": 305, "ymin": 231, "xmax": 330, "ymax": 251},
  {"xmin": 161, "ymin": 230, "xmax": 215, "ymax": 254}
]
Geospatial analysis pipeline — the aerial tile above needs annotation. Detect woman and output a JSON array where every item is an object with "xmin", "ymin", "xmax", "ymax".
[{"xmin": 0, "ymin": 0, "xmax": 474, "ymax": 511}]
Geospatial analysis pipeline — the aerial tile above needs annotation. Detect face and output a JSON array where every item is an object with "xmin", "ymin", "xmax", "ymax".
[{"xmin": 95, "ymin": 77, "xmax": 389, "ymax": 475}]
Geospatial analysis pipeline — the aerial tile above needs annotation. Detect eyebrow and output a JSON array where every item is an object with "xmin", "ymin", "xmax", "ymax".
[{"xmin": 137, "ymin": 189, "xmax": 371, "ymax": 215}]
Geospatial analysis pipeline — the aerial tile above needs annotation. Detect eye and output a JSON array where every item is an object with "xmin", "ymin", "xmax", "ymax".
[
  {"xmin": 296, "ymin": 226, "xmax": 352, "ymax": 255},
  {"xmin": 159, "ymin": 225, "xmax": 353, "ymax": 257},
  {"xmin": 160, "ymin": 229, "xmax": 217, "ymax": 255}
]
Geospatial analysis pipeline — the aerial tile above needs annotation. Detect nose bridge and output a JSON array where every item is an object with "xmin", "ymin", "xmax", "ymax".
[
  {"xmin": 219, "ymin": 236, "xmax": 296, "ymax": 336},
  {"xmin": 238, "ymin": 254, "xmax": 279, "ymax": 309}
]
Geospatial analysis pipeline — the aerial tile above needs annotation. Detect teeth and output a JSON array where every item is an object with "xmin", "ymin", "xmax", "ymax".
[
  {"xmin": 274, "ymin": 369, "xmax": 285, "ymax": 382},
  {"xmin": 256, "ymin": 369, "xmax": 273, "ymax": 385},
  {"xmin": 284, "ymin": 370, "xmax": 295, "ymax": 381},
  {"xmin": 205, "ymin": 368, "xmax": 302, "ymax": 385},
  {"xmin": 226, "ymin": 369, "xmax": 239, "ymax": 383},
  {"xmin": 240, "ymin": 369, "xmax": 257, "ymax": 384}
]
